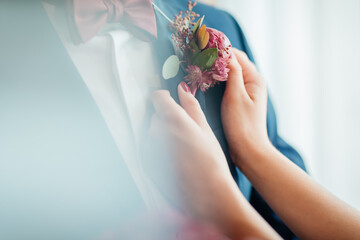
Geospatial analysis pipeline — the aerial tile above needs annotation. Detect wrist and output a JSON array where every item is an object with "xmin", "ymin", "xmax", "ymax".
[
  {"xmin": 211, "ymin": 174, "xmax": 281, "ymax": 240},
  {"xmin": 229, "ymin": 137, "xmax": 274, "ymax": 170}
]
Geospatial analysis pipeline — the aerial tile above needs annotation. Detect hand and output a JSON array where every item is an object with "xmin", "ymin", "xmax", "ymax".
[
  {"xmin": 145, "ymin": 82, "xmax": 281, "ymax": 240},
  {"xmin": 221, "ymin": 49, "xmax": 270, "ymax": 168},
  {"xmin": 146, "ymin": 82, "xmax": 235, "ymax": 221}
]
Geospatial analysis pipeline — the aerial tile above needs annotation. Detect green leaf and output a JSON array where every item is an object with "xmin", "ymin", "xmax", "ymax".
[
  {"xmin": 189, "ymin": 39, "xmax": 200, "ymax": 56},
  {"xmin": 162, "ymin": 55, "xmax": 181, "ymax": 80},
  {"xmin": 192, "ymin": 48, "xmax": 219, "ymax": 70},
  {"xmin": 192, "ymin": 16, "xmax": 204, "ymax": 35}
]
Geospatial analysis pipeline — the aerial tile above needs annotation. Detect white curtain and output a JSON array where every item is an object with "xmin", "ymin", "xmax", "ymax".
[{"xmin": 217, "ymin": 0, "xmax": 360, "ymax": 209}]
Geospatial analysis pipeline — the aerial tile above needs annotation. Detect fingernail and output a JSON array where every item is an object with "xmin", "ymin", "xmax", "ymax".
[{"xmin": 180, "ymin": 81, "xmax": 191, "ymax": 93}]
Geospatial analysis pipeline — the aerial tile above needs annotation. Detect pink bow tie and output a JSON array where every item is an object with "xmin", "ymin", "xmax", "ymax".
[{"xmin": 67, "ymin": 0, "xmax": 157, "ymax": 44}]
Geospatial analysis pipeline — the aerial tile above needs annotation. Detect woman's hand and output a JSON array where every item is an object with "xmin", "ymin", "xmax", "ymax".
[
  {"xmin": 147, "ymin": 83, "xmax": 234, "ymax": 220},
  {"xmin": 221, "ymin": 49, "xmax": 270, "ymax": 168},
  {"xmin": 145, "ymin": 83, "xmax": 280, "ymax": 239}
]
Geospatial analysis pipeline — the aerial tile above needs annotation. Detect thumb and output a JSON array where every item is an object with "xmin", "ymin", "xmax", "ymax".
[
  {"xmin": 233, "ymin": 49, "xmax": 266, "ymax": 102},
  {"xmin": 177, "ymin": 82, "xmax": 208, "ymax": 129},
  {"xmin": 233, "ymin": 49, "xmax": 258, "ymax": 81}
]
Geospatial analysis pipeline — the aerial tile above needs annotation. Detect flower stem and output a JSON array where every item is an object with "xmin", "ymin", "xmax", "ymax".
[{"xmin": 152, "ymin": 2, "xmax": 174, "ymax": 24}]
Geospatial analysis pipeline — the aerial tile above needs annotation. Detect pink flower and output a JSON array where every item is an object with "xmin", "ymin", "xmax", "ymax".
[
  {"xmin": 206, "ymin": 28, "xmax": 232, "ymax": 59},
  {"xmin": 185, "ymin": 65, "xmax": 202, "ymax": 86},
  {"xmin": 185, "ymin": 65, "xmax": 215, "ymax": 95},
  {"xmin": 199, "ymin": 71, "xmax": 214, "ymax": 92},
  {"xmin": 211, "ymin": 57, "xmax": 230, "ymax": 82}
]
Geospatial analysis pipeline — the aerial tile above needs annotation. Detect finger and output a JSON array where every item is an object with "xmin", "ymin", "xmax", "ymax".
[
  {"xmin": 233, "ymin": 49, "xmax": 267, "ymax": 100},
  {"xmin": 226, "ymin": 50, "xmax": 247, "ymax": 96},
  {"xmin": 232, "ymin": 49, "xmax": 259, "ymax": 83},
  {"xmin": 151, "ymin": 90, "xmax": 182, "ymax": 120},
  {"xmin": 177, "ymin": 81, "xmax": 208, "ymax": 128}
]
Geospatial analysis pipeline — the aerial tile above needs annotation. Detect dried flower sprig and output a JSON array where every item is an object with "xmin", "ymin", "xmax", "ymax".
[{"xmin": 170, "ymin": 1, "xmax": 200, "ymax": 54}]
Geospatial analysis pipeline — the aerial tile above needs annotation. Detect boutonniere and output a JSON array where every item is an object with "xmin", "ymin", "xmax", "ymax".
[{"xmin": 160, "ymin": 1, "xmax": 232, "ymax": 95}]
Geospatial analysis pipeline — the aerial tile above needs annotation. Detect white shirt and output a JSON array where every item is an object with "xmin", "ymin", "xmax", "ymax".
[{"xmin": 43, "ymin": 2, "xmax": 167, "ymax": 209}]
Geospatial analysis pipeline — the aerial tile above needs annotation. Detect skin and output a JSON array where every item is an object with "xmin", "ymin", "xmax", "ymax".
[{"xmin": 147, "ymin": 49, "xmax": 360, "ymax": 239}]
